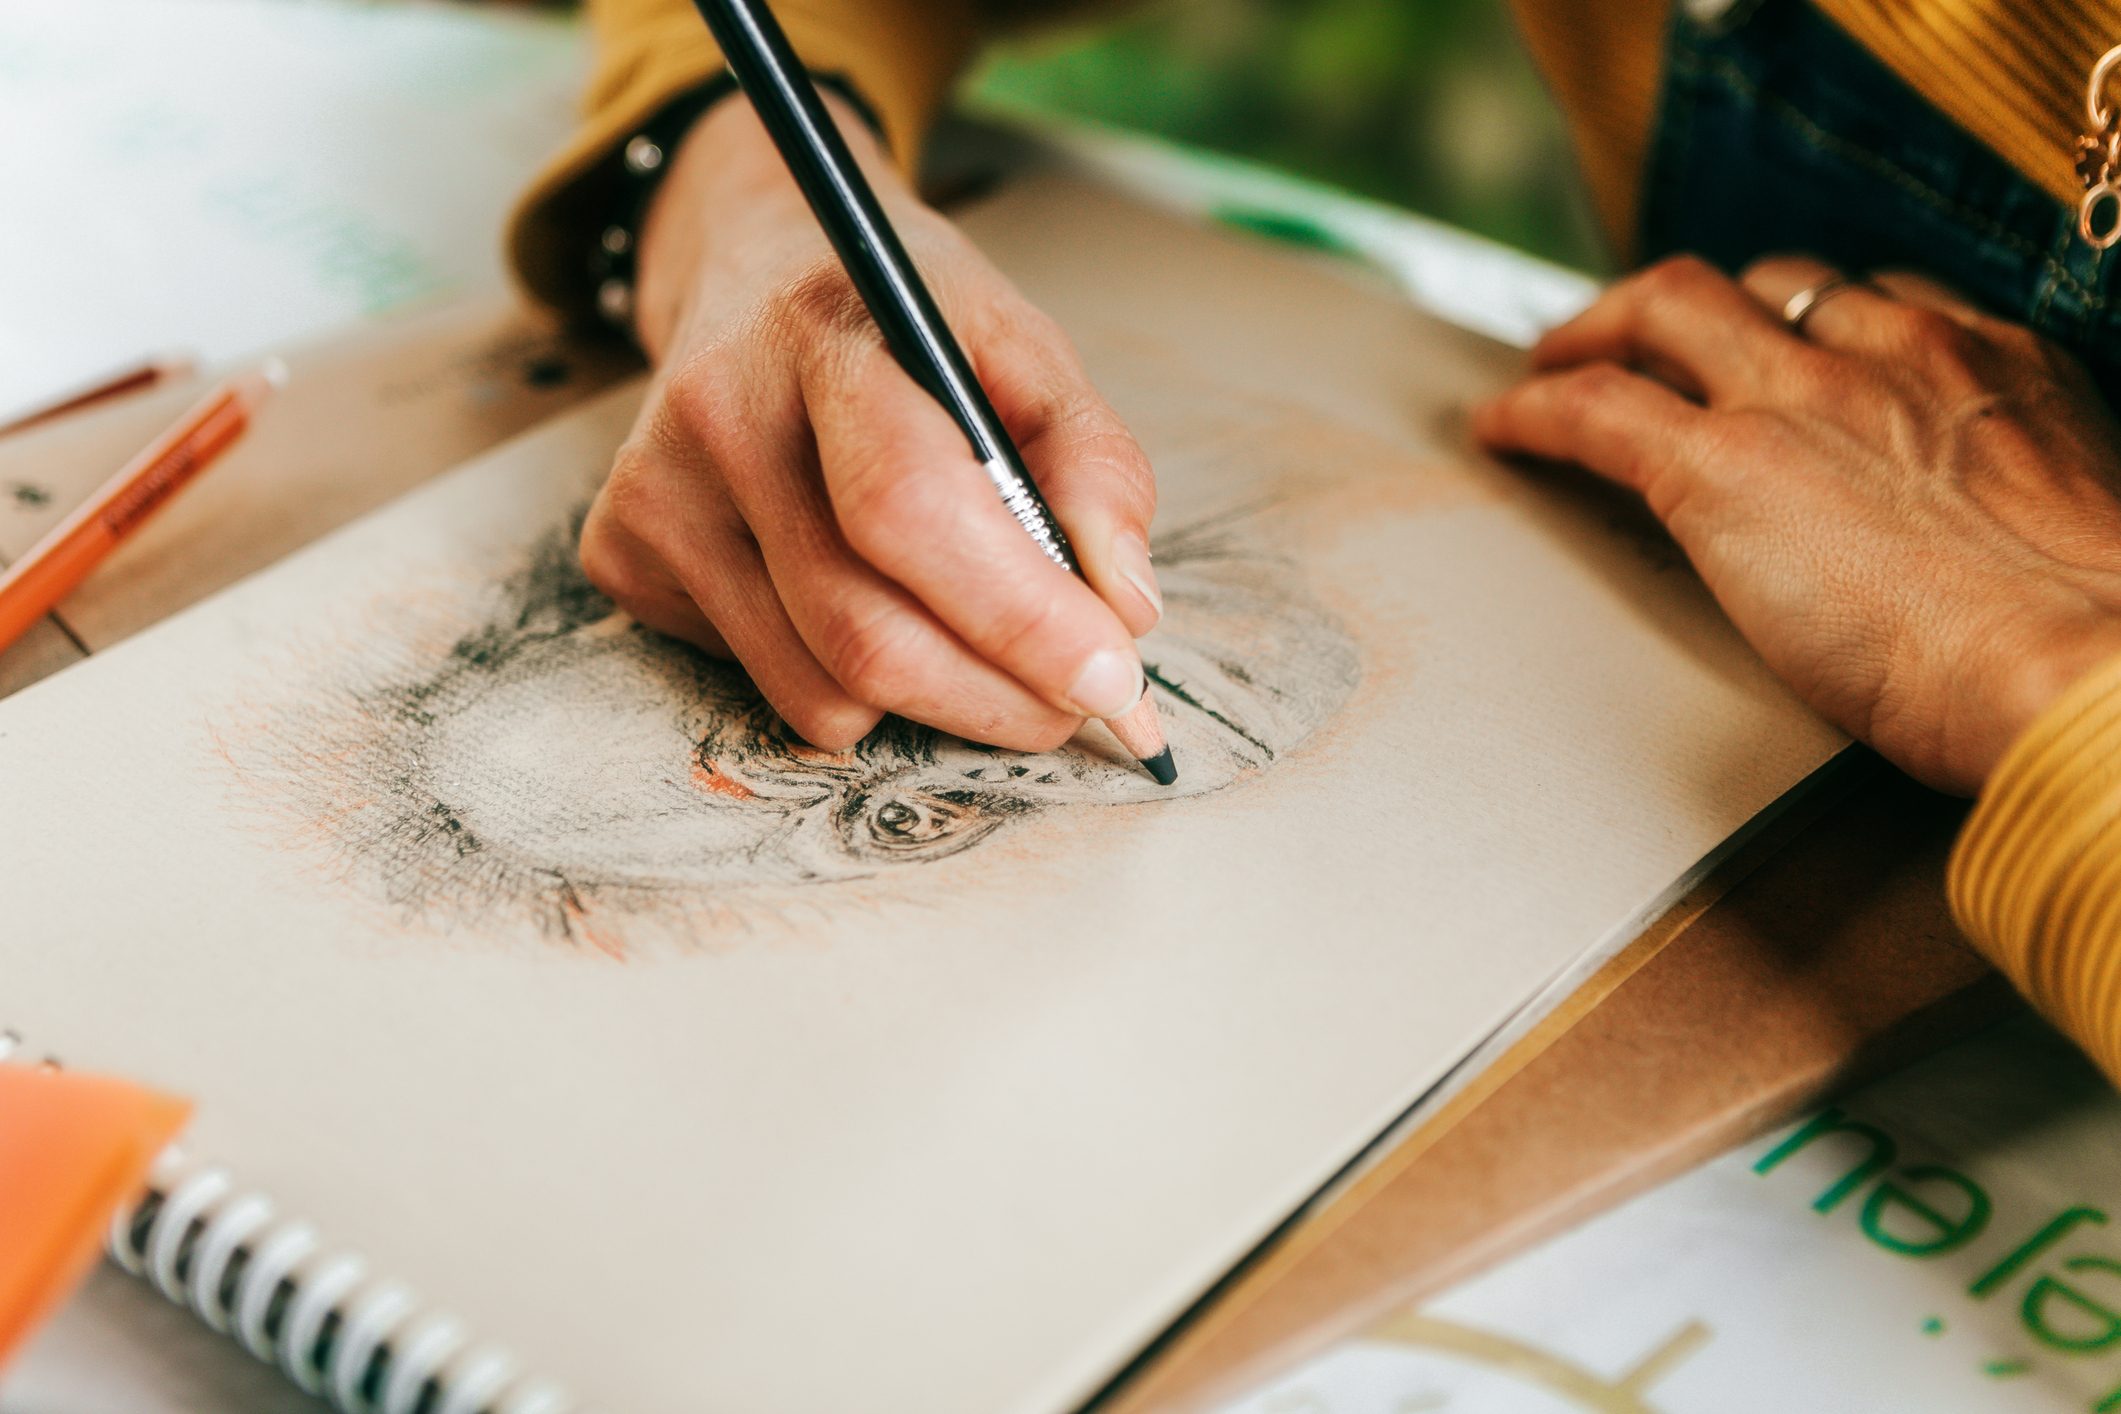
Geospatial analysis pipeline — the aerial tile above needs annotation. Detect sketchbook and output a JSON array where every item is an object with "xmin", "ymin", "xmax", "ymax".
[{"xmin": 0, "ymin": 167, "xmax": 1845, "ymax": 1414}]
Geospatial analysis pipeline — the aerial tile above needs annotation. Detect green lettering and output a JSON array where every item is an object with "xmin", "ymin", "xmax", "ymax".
[
  {"xmin": 1973, "ymin": 1207, "xmax": 2109, "ymax": 1297},
  {"xmin": 2022, "ymin": 1257, "xmax": 2121, "ymax": 1353},
  {"xmin": 1753, "ymin": 1108, "xmax": 1896, "ymax": 1213},
  {"xmin": 1860, "ymin": 1165, "xmax": 1991, "ymax": 1256}
]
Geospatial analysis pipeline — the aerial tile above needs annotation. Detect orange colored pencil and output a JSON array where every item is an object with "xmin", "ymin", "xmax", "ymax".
[{"xmin": 0, "ymin": 359, "xmax": 284, "ymax": 655}]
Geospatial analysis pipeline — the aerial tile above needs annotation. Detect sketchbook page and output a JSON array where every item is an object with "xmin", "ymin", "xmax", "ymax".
[
  {"xmin": 0, "ymin": 0, "xmax": 582, "ymax": 423},
  {"xmin": 0, "ymin": 1268, "xmax": 323, "ymax": 1414},
  {"xmin": 0, "ymin": 171, "xmax": 1845, "ymax": 1414}
]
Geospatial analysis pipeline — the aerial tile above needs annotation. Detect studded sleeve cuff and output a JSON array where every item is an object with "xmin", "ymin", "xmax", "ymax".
[{"xmin": 508, "ymin": 0, "xmax": 980, "ymax": 323}]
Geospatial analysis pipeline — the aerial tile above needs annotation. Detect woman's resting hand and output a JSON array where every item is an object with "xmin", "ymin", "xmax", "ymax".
[
  {"xmin": 1475, "ymin": 254, "xmax": 2121, "ymax": 795},
  {"xmin": 583, "ymin": 95, "xmax": 1161, "ymax": 752}
]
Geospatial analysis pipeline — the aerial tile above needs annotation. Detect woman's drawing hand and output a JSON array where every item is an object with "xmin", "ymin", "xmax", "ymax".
[
  {"xmin": 1475, "ymin": 255, "xmax": 2121, "ymax": 795},
  {"xmin": 584, "ymin": 95, "xmax": 1160, "ymax": 752}
]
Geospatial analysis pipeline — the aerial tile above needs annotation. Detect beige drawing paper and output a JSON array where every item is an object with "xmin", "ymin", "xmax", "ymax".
[{"xmin": 0, "ymin": 170, "xmax": 1845, "ymax": 1414}]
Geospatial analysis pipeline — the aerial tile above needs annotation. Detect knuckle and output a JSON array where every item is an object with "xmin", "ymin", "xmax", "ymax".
[
  {"xmin": 833, "ymin": 458, "xmax": 936, "ymax": 565},
  {"xmin": 831, "ymin": 462, "xmax": 907, "ymax": 555},
  {"xmin": 1100, "ymin": 437, "xmax": 1159, "ymax": 523},
  {"xmin": 1636, "ymin": 254, "xmax": 1720, "ymax": 306},
  {"xmin": 601, "ymin": 440, "xmax": 655, "ymax": 503},
  {"xmin": 1896, "ymin": 305, "xmax": 1969, "ymax": 354},
  {"xmin": 1644, "ymin": 416, "xmax": 1751, "ymax": 520},
  {"xmin": 662, "ymin": 368, "xmax": 754, "ymax": 469},
  {"xmin": 983, "ymin": 590, "xmax": 1065, "ymax": 664},
  {"xmin": 599, "ymin": 442, "xmax": 679, "ymax": 536},
  {"xmin": 578, "ymin": 518, "xmax": 647, "ymax": 608},
  {"xmin": 1568, "ymin": 362, "xmax": 1637, "ymax": 401},
  {"xmin": 1717, "ymin": 407, "xmax": 1784, "ymax": 454},
  {"xmin": 829, "ymin": 442, "xmax": 897, "ymax": 521},
  {"xmin": 770, "ymin": 258, "xmax": 875, "ymax": 351},
  {"xmin": 1637, "ymin": 458, "xmax": 1698, "ymax": 523},
  {"xmin": 1987, "ymin": 321, "xmax": 2048, "ymax": 361},
  {"xmin": 1045, "ymin": 409, "xmax": 1158, "ymax": 521},
  {"xmin": 1554, "ymin": 363, "xmax": 1633, "ymax": 430},
  {"xmin": 1680, "ymin": 413, "xmax": 1771, "ymax": 505},
  {"xmin": 820, "ymin": 603, "xmax": 924, "ymax": 705},
  {"xmin": 660, "ymin": 354, "xmax": 729, "ymax": 436},
  {"xmin": 1737, "ymin": 254, "xmax": 1819, "ymax": 296}
]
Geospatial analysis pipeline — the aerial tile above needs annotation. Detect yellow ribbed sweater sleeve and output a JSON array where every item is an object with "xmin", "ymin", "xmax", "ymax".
[
  {"xmin": 508, "ymin": 0, "xmax": 979, "ymax": 320},
  {"xmin": 1812, "ymin": 0, "xmax": 2121, "ymax": 208},
  {"xmin": 1510, "ymin": 1, "xmax": 2121, "ymax": 256},
  {"xmin": 1951, "ymin": 652, "xmax": 2121, "ymax": 1084}
]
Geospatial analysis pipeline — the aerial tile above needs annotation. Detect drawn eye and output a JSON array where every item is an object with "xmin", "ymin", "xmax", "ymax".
[
  {"xmin": 835, "ymin": 787, "xmax": 1013, "ymax": 864},
  {"xmin": 861, "ymin": 793, "xmax": 963, "ymax": 850},
  {"xmin": 873, "ymin": 798, "xmax": 943, "ymax": 842}
]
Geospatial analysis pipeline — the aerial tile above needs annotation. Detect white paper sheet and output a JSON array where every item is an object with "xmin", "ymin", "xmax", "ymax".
[
  {"xmin": 1, "ymin": 1268, "xmax": 323, "ymax": 1414},
  {"xmin": 0, "ymin": 0, "xmax": 582, "ymax": 423},
  {"xmin": 1225, "ymin": 1016, "xmax": 2121, "ymax": 1414},
  {"xmin": 0, "ymin": 171, "xmax": 1844, "ymax": 1414}
]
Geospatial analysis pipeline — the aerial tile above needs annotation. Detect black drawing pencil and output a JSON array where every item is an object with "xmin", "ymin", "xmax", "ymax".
[{"xmin": 684, "ymin": 0, "xmax": 1177, "ymax": 786}]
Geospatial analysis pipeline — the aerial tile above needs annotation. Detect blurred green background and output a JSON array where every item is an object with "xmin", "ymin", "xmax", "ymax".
[{"xmin": 965, "ymin": 0, "xmax": 1609, "ymax": 272}]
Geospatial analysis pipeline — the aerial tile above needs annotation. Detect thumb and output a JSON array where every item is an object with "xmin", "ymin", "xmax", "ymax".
[{"xmin": 979, "ymin": 313, "xmax": 1163, "ymax": 637}]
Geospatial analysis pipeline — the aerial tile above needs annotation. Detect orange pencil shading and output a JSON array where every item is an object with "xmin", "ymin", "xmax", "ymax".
[{"xmin": 0, "ymin": 359, "xmax": 283, "ymax": 656}]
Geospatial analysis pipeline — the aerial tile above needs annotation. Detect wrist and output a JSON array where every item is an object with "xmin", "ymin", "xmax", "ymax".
[
  {"xmin": 635, "ymin": 88, "xmax": 897, "ymax": 355},
  {"xmin": 1966, "ymin": 621, "xmax": 2121, "ymax": 792}
]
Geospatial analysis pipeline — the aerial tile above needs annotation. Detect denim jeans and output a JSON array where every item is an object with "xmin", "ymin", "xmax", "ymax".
[{"xmin": 1639, "ymin": 0, "xmax": 2121, "ymax": 389}]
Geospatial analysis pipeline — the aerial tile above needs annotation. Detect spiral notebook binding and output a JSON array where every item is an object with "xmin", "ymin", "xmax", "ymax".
[{"xmin": 0, "ymin": 1039, "xmax": 575, "ymax": 1414}]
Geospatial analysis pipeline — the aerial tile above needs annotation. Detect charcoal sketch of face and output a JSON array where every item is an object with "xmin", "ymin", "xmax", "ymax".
[{"xmin": 223, "ymin": 503, "xmax": 1358, "ymax": 947}]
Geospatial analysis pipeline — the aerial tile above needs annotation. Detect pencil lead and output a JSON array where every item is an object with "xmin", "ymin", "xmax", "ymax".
[{"xmin": 1140, "ymin": 745, "xmax": 1179, "ymax": 786}]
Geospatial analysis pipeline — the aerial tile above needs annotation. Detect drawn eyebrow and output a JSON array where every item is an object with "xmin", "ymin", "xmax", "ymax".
[{"xmin": 1146, "ymin": 496, "xmax": 1287, "ymax": 566}]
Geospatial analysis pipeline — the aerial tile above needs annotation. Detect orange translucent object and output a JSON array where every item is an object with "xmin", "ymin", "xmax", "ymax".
[{"xmin": 0, "ymin": 1066, "xmax": 190, "ymax": 1367}]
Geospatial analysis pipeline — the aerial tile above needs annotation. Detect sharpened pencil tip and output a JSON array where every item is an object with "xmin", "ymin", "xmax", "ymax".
[
  {"xmin": 1103, "ymin": 682, "xmax": 1174, "ymax": 784},
  {"xmin": 1140, "ymin": 746, "xmax": 1178, "ymax": 786}
]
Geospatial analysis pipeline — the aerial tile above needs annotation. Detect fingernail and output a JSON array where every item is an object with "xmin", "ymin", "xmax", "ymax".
[
  {"xmin": 1113, "ymin": 532, "xmax": 1163, "ymax": 624},
  {"xmin": 1067, "ymin": 648, "xmax": 1144, "ymax": 719}
]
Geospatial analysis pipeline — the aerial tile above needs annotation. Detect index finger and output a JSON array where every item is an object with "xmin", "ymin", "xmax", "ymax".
[
  {"xmin": 803, "ymin": 337, "xmax": 1149, "ymax": 721},
  {"xmin": 974, "ymin": 306, "xmax": 1162, "ymax": 637},
  {"xmin": 1534, "ymin": 254, "xmax": 1800, "ymax": 405}
]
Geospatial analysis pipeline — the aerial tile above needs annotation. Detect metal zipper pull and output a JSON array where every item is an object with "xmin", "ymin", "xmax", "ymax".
[{"xmin": 2077, "ymin": 44, "xmax": 2121, "ymax": 248}]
